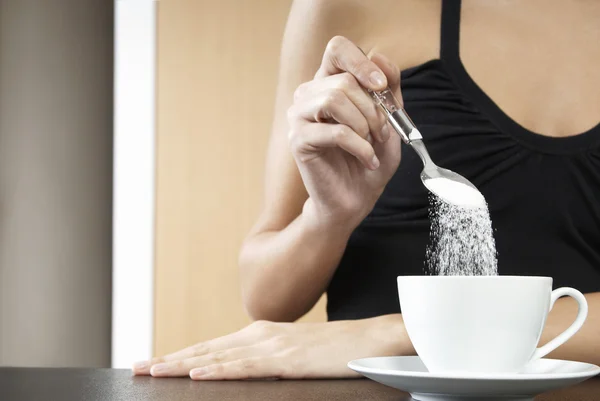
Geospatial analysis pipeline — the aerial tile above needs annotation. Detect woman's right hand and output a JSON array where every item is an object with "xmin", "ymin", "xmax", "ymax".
[{"xmin": 288, "ymin": 36, "xmax": 402, "ymax": 232}]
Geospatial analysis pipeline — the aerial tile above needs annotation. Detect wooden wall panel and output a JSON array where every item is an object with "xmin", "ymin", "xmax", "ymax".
[{"xmin": 155, "ymin": 0, "xmax": 326, "ymax": 356}]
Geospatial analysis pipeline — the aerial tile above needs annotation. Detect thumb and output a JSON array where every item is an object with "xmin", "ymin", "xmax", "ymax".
[{"xmin": 369, "ymin": 53, "xmax": 403, "ymax": 107}]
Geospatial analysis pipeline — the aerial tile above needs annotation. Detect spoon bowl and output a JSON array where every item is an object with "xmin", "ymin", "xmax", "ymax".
[
  {"xmin": 369, "ymin": 88, "xmax": 485, "ymax": 207},
  {"xmin": 410, "ymin": 138, "xmax": 485, "ymax": 207}
]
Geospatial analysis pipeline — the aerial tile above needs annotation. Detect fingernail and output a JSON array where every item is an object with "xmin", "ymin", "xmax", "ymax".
[
  {"xmin": 382, "ymin": 123, "xmax": 390, "ymax": 141},
  {"xmin": 369, "ymin": 71, "xmax": 385, "ymax": 87},
  {"xmin": 371, "ymin": 155, "xmax": 380, "ymax": 169},
  {"xmin": 133, "ymin": 361, "xmax": 150, "ymax": 371},
  {"xmin": 151, "ymin": 363, "xmax": 169, "ymax": 375},
  {"xmin": 190, "ymin": 367, "xmax": 209, "ymax": 379},
  {"xmin": 366, "ymin": 134, "xmax": 373, "ymax": 144}
]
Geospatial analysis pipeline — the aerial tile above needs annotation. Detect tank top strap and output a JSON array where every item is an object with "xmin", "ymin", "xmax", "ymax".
[{"xmin": 440, "ymin": 0, "xmax": 462, "ymax": 61}]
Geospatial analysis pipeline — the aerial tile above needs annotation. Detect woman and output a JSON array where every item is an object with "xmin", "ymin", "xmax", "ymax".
[{"xmin": 134, "ymin": 0, "xmax": 600, "ymax": 379}]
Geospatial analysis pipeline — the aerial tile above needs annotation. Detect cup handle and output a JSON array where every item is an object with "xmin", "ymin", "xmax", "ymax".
[{"xmin": 530, "ymin": 287, "xmax": 588, "ymax": 361}]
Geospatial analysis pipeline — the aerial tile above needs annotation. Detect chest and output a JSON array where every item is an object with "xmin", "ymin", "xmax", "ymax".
[
  {"xmin": 372, "ymin": 0, "xmax": 600, "ymax": 138},
  {"xmin": 460, "ymin": 1, "xmax": 600, "ymax": 138}
]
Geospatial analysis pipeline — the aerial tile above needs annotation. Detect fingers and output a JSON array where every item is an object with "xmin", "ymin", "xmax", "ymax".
[
  {"xmin": 132, "ymin": 330, "xmax": 248, "ymax": 375},
  {"xmin": 149, "ymin": 346, "xmax": 259, "ymax": 377},
  {"xmin": 289, "ymin": 122, "xmax": 379, "ymax": 170},
  {"xmin": 315, "ymin": 36, "xmax": 388, "ymax": 91},
  {"xmin": 190, "ymin": 357, "xmax": 284, "ymax": 381},
  {"xmin": 293, "ymin": 73, "xmax": 388, "ymax": 143},
  {"xmin": 291, "ymin": 89, "xmax": 371, "ymax": 143},
  {"xmin": 300, "ymin": 37, "xmax": 400, "ymax": 144},
  {"xmin": 369, "ymin": 52, "xmax": 403, "ymax": 107},
  {"xmin": 145, "ymin": 332, "xmax": 293, "ymax": 380}
]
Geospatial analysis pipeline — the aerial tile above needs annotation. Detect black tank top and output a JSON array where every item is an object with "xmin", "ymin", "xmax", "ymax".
[{"xmin": 326, "ymin": 0, "xmax": 600, "ymax": 321}]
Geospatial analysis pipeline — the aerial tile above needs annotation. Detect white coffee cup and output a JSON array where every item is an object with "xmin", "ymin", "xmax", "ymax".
[{"xmin": 397, "ymin": 276, "xmax": 588, "ymax": 374}]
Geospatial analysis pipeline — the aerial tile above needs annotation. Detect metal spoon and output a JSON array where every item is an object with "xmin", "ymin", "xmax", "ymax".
[{"xmin": 369, "ymin": 88, "xmax": 484, "ymax": 206}]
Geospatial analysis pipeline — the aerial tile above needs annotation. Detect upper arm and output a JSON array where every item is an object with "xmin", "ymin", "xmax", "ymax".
[
  {"xmin": 249, "ymin": 0, "xmax": 440, "ymax": 236},
  {"xmin": 250, "ymin": 0, "xmax": 374, "ymax": 235}
]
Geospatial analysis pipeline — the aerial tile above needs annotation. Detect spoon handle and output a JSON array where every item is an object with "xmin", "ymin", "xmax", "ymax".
[{"xmin": 368, "ymin": 88, "xmax": 423, "ymax": 144}]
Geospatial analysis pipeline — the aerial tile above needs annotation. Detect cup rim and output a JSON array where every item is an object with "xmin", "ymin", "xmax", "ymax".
[{"xmin": 397, "ymin": 275, "xmax": 552, "ymax": 282}]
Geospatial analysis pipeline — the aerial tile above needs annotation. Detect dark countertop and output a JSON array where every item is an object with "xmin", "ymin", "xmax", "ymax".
[{"xmin": 0, "ymin": 368, "xmax": 598, "ymax": 400}]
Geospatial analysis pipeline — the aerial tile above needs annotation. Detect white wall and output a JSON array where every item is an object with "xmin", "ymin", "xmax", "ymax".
[
  {"xmin": 112, "ymin": 0, "xmax": 156, "ymax": 368},
  {"xmin": 0, "ymin": 0, "xmax": 113, "ymax": 367}
]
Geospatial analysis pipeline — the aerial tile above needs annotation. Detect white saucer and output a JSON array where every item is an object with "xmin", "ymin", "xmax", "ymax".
[{"xmin": 348, "ymin": 356, "xmax": 600, "ymax": 401}]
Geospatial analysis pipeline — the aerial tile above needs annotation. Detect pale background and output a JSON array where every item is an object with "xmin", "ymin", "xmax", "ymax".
[
  {"xmin": 0, "ymin": 0, "xmax": 325, "ymax": 368},
  {"xmin": 0, "ymin": 0, "xmax": 113, "ymax": 367},
  {"xmin": 154, "ymin": 0, "xmax": 326, "ymax": 357}
]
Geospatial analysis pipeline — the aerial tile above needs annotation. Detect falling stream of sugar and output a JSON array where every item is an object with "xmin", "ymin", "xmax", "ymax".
[{"xmin": 424, "ymin": 178, "xmax": 498, "ymax": 276}]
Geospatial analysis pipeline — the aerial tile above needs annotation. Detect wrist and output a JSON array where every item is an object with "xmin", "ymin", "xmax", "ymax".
[
  {"xmin": 367, "ymin": 314, "xmax": 416, "ymax": 356},
  {"xmin": 301, "ymin": 198, "xmax": 364, "ymax": 237}
]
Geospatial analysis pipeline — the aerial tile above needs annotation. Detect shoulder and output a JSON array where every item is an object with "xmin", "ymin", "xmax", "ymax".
[{"xmin": 287, "ymin": 0, "xmax": 441, "ymax": 71}]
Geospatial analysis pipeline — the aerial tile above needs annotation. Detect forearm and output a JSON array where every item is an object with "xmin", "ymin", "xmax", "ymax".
[
  {"xmin": 541, "ymin": 292, "xmax": 600, "ymax": 365},
  {"xmin": 364, "ymin": 313, "xmax": 416, "ymax": 357},
  {"xmin": 239, "ymin": 210, "xmax": 354, "ymax": 322}
]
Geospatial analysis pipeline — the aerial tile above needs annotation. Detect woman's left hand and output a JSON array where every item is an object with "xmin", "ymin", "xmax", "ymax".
[{"xmin": 132, "ymin": 315, "xmax": 412, "ymax": 380}]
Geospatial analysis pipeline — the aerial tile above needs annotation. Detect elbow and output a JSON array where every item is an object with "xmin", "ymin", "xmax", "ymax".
[
  {"xmin": 238, "ymin": 234, "xmax": 303, "ymax": 322},
  {"xmin": 241, "ymin": 287, "xmax": 302, "ymax": 323},
  {"xmin": 238, "ymin": 241, "xmax": 257, "ymax": 318},
  {"xmin": 242, "ymin": 291, "xmax": 284, "ymax": 322},
  {"xmin": 240, "ymin": 280, "xmax": 295, "ymax": 322},
  {"xmin": 238, "ymin": 239, "xmax": 288, "ymax": 322},
  {"xmin": 239, "ymin": 250, "xmax": 297, "ymax": 322}
]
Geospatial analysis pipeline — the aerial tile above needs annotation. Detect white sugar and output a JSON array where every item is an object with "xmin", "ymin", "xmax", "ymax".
[
  {"xmin": 424, "ymin": 177, "xmax": 486, "ymax": 207},
  {"xmin": 425, "ymin": 180, "xmax": 498, "ymax": 276}
]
